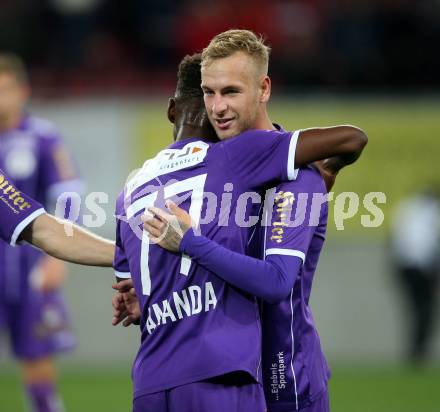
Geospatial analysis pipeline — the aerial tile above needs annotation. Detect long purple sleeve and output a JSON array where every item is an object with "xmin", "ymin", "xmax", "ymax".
[{"xmin": 180, "ymin": 228, "xmax": 302, "ymax": 304}]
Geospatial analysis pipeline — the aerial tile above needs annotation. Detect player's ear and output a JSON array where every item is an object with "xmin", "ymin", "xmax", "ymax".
[
  {"xmin": 260, "ymin": 75, "xmax": 271, "ymax": 103},
  {"xmin": 167, "ymin": 98, "xmax": 176, "ymax": 124}
]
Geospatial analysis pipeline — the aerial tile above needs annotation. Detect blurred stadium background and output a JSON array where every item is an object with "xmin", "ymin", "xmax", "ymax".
[{"xmin": 1, "ymin": 1, "xmax": 439, "ymax": 411}]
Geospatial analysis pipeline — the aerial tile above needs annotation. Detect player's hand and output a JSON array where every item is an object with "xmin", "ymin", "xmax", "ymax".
[
  {"xmin": 142, "ymin": 201, "xmax": 192, "ymax": 252},
  {"xmin": 30, "ymin": 256, "xmax": 66, "ymax": 292},
  {"xmin": 313, "ymin": 160, "xmax": 337, "ymax": 192},
  {"xmin": 111, "ymin": 292, "xmax": 140, "ymax": 327},
  {"xmin": 112, "ymin": 279, "xmax": 141, "ymax": 327},
  {"xmin": 111, "ymin": 292, "xmax": 129, "ymax": 326}
]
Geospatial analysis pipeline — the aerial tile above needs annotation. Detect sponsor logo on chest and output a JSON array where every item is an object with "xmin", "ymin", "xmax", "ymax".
[{"xmin": 125, "ymin": 141, "xmax": 209, "ymax": 200}]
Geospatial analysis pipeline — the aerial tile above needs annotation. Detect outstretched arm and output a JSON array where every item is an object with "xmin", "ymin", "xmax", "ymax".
[
  {"xmin": 0, "ymin": 168, "xmax": 115, "ymax": 267},
  {"xmin": 22, "ymin": 213, "xmax": 115, "ymax": 267}
]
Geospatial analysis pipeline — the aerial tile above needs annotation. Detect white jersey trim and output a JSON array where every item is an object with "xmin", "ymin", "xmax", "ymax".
[
  {"xmin": 10, "ymin": 208, "xmax": 46, "ymax": 246},
  {"xmin": 287, "ymin": 130, "xmax": 300, "ymax": 181},
  {"xmin": 114, "ymin": 271, "xmax": 132, "ymax": 279},
  {"xmin": 265, "ymin": 248, "xmax": 305, "ymax": 264}
]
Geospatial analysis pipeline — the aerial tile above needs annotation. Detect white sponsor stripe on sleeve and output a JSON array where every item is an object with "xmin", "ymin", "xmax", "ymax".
[
  {"xmin": 265, "ymin": 248, "xmax": 305, "ymax": 264},
  {"xmin": 114, "ymin": 271, "xmax": 132, "ymax": 279},
  {"xmin": 10, "ymin": 208, "xmax": 46, "ymax": 246},
  {"xmin": 289, "ymin": 289, "xmax": 300, "ymax": 410},
  {"xmin": 287, "ymin": 130, "xmax": 300, "ymax": 181}
]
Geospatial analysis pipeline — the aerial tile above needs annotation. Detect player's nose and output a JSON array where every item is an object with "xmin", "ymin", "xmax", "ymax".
[{"xmin": 211, "ymin": 95, "xmax": 227, "ymax": 116}]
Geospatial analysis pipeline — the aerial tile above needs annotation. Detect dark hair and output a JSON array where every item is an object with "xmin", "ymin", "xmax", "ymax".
[
  {"xmin": 0, "ymin": 53, "xmax": 28, "ymax": 84},
  {"xmin": 175, "ymin": 53, "xmax": 203, "ymax": 100}
]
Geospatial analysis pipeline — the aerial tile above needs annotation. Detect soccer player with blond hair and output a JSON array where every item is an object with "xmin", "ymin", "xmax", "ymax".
[
  {"xmin": 141, "ymin": 30, "xmax": 366, "ymax": 412},
  {"xmin": 115, "ymin": 39, "xmax": 366, "ymax": 410}
]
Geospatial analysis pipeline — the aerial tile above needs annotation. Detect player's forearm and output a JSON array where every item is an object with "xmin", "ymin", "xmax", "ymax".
[
  {"xmin": 320, "ymin": 150, "xmax": 363, "ymax": 175},
  {"xmin": 26, "ymin": 213, "xmax": 115, "ymax": 266},
  {"xmin": 180, "ymin": 229, "xmax": 301, "ymax": 303},
  {"xmin": 295, "ymin": 126, "xmax": 368, "ymax": 167}
]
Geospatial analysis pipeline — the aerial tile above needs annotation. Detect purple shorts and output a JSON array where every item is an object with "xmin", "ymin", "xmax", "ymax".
[
  {"xmin": 267, "ymin": 389, "xmax": 330, "ymax": 412},
  {"xmin": 133, "ymin": 374, "xmax": 266, "ymax": 412},
  {"xmin": 0, "ymin": 288, "xmax": 76, "ymax": 359}
]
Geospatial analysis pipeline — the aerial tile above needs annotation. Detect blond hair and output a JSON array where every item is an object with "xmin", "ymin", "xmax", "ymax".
[
  {"xmin": 201, "ymin": 29, "xmax": 271, "ymax": 75},
  {"xmin": 0, "ymin": 53, "xmax": 28, "ymax": 84}
]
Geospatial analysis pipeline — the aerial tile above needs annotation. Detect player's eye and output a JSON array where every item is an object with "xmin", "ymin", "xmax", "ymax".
[
  {"xmin": 203, "ymin": 89, "xmax": 214, "ymax": 96},
  {"xmin": 225, "ymin": 89, "xmax": 239, "ymax": 95}
]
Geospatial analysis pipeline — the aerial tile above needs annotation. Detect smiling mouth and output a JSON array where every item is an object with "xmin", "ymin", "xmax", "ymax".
[{"xmin": 215, "ymin": 118, "xmax": 234, "ymax": 130}]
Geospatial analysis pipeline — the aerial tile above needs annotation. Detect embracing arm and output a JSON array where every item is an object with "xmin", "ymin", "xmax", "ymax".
[
  {"xmin": 21, "ymin": 213, "xmax": 115, "ymax": 267},
  {"xmin": 144, "ymin": 203, "xmax": 302, "ymax": 304},
  {"xmin": 295, "ymin": 125, "xmax": 367, "ymax": 167},
  {"xmin": 295, "ymin": 126, "xmax": 368, "ymax": 191},
  {"xmin": 180, "ymin": 229, "xmax": 301, "ymax": 304}
]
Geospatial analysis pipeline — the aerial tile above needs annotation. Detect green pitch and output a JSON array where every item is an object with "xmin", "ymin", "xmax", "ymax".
[
  {"xmin": 1, "ymin": 365, "xmax": 439, "ymax": 411},
  {"xmin": 132, "ymin": 97, "xmax": 440, "ymax": 234}
]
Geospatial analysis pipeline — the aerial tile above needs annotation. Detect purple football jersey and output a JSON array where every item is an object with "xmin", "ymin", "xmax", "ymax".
[
  {"xmin": 254, "ymin": 166, "xmax": 330, "ymax": 411},
  {"xmin": 114, "ymin": 129, "xmax": 300, "ymax": 398},
  {"xmin": 0, "ymin": 168, "xmax": 45, "ymax": 245},
  {"xmin": 0, "ymin": 114, "xmax": 83, "ymax": 301}
]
